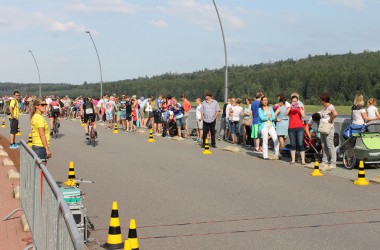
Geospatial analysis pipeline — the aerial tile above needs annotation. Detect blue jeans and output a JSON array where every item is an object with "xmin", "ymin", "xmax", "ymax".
[
  {"xmin": 288, "ymin": 127, "xmax": 305, "ymax": 151},
  {"xmin": 230, "ymin": 121, "xmax": 240, "ymax": 135}
]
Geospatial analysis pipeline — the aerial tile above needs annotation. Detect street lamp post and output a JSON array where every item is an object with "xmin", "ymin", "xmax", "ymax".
[
  {"xmin": 212, "ymin": 0, "xmax": 228, "ymax": 103},
  {"xmin": 85, "ymin": 31, "xmax": 103, "ymax": 98},
  {"xmin": 28, "ymin": 50, "xmax": 42, "ymax": 97}
]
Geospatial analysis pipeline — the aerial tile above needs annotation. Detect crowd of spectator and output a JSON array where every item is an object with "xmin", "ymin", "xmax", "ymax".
[{"xmin": 1, "ymin": 91, "xmax": 380, "ymax": 170}]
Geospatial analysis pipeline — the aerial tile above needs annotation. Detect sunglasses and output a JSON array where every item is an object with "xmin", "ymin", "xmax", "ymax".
[{"xmin": 39, "ymin": 103, "xmax": 47, "ymax": 106}]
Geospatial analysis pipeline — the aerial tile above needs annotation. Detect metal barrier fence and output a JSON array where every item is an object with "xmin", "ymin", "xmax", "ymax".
[{"xmin": 5, "ymin": 140, "xmax": 86, "ymax": 250}]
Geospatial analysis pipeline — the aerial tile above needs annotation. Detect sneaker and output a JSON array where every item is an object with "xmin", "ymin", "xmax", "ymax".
[
  {"xmin": 217, "ymin": 136, "xmax": 221, "ymax": 141},
  {"xmin": 10, "ymin": 144, "xmax": 19, "ymax": 149},
  {"xmin": 270, "ymin": 155, "xmax": 280, "ymax": 160}
]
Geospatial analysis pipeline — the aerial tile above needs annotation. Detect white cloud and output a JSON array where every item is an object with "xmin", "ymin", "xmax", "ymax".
[
  {"xmin": 50, "ymin": 21, "xmax": 86, "ymax": 32},
  {"xmin": 0, "ymin": 7, "xmax": 89, "ymax": 33},
  {"xmin": 65, "ymin": 0, "xmax": 139, "ymax": 14},
  {"xmin": 150, "ymin": 19, "xmax": 168, "ymax": 28},
  {"xmin": 318, "ymin": 0, "xmax": 367, "ymax": 10},
  {"xmin": 159, "ymin": 0, "xmax": 246, "ymax": 30}
]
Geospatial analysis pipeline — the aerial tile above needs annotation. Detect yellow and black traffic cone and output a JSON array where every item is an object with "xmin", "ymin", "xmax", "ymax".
[
  {"xmin": 354, "ymin": 161, "xmax": 369, "ymax": 186},
  {"xmin": 124, "ymin": 239, "xmax": 131, "ymax": 250},
  {"xmin": 113, "ymin": 123, "xmax": 119, "ymax": 134},
  {"xmin": 147, "ymin": 129, "xmax": 155, "ymax": 142},
  {"xmin": 102, "ymin": 201, "xmax": 124, "ymax": 250},
  {"xmin": 1, "ymin": 119, "xmax": 5, "ymax": 128},
  {"xmin": 27, "ymin": 133, "xmax": 33, "ymax": 147},
  {"xmin": 16, "ymin": 125, "xmax": 21, "ymax": 136},
  {"xmin": 310, "ymin": 161, "xmax": 323, "ymax": 176},
  {"xmin": 81, "ymin": 117, "xmax": 85, "ymax": 126},
  {"xmin": 203, "ymin": 138, "xmax": 212, "ymax": 155},
  {"xmin": 127, "ymin": 219, "xmax": 139, "ymax": 250},
  {"xmin": 64, "ymin": 161, "xmax": 77, "ymax": 187}
]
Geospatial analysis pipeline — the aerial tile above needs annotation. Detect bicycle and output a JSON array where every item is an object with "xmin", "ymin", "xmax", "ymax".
[
  {"xmin": 52, "ymin": 114, "xmax": 59, "ymax": 139},
  {"xmin": 87, "ymin": 119, "xmax": 97, "ymax": 147}
]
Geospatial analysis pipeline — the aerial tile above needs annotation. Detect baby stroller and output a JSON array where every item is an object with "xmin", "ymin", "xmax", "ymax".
[
  {"xmin": 338, "ymin": 120, "xmax": 380, "ymax": 169},
  {"xmin": 280, "ymin": 124, "xmax": 323, "ymax": 163}
]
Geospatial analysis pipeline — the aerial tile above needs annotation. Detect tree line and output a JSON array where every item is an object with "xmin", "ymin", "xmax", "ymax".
[{"xmin": 1, "ymin": 51, "xmax": 380, "ymax": 105}]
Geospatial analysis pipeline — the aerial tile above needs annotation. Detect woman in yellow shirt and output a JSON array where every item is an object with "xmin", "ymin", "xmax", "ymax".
[{"xmin": 31, "ymin": 98, "xmax": 51, "ymax": 165}]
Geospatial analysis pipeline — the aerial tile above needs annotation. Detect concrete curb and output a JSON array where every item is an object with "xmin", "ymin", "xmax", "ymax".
[
  {"xmin": 13, "ymin": 186, "xmax": 20, "ymax": 200},
  {"xmin": 3, "ymin": 158, "xmax": 15, "ymax": 167},
  {"xmin": 21, "ymin": 214, "xmax": 30, "ymax": 232},
  {"xmin": 369, "ymin": 175, "xmax": 380, "ymax": 184},
  {"xmin": 0, "ymin": 150, "xmax": 8, "ymax": 157},
  {"xmin": 223, "ymin": 146, "xmax": 240, "ymax": 153},
  {"xmin": 7, "ymin": 169, "xmax": 20, "ymax": 180},
  {"xmin": 172, "ymin": 136, "xmax": 185, "ymax": 141}
]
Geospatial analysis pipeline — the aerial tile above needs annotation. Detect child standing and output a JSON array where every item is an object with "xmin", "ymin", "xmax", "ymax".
[{"xmin": 367, "ymin": 98, "xmax": 380, "ymax": 119}]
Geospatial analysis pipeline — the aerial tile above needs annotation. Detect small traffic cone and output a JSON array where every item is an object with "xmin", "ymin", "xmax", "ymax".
[
  {"xmin": 27, "ymin": 133, "xmax": 33, "ymax": 147},
  {"xmin": 203, "ymin": 139, "xmax": 212, "ymax": 155},
  {"xmin": 113, "ymin": 123, "xmax": 119, "ymax": 134},
  {"xmin": 81, "ymin": 117, "xmax": 85, "ymax": 126},
  {"xmin": 354, "ymin": 161, "xmax": 369, "ymax": 186},
  {"xmin": 102, "ymin": 201, "xmax": 124, "ymax": 250},
  {"xmin": 16, "ymin": 125, "xmax": 21, "ymax": 136},
  {"xmin": 124, "ymin": 239, "xmax": 131, "ymax": 250},
  {"xmin": 127, "ymin": 219, "xmax": 139, "ymax": 250},
  {"xmin": 310, "ymin": 161, "xmax": 323, "ymax": 176},
  {"xmin": 64, "ymin": 161, "xmax": 77, "ymax": 187},
  {"xmin": 147, "ymin": 129, "xmax": 155, "ymax": 142},
  {"xmin": 1, "ymin": 119, "xmax": 5, "ymax": 128}
]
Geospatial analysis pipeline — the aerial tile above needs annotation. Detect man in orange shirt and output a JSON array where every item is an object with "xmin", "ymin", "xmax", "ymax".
[{"xmin": 181, "ymin": 95, "xmax": 192, "ymax": 127}]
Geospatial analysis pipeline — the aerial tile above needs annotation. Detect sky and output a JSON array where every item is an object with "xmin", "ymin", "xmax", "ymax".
[{"xmin": 0, "ymin": 0, "xmax": 379, "ymax": 85}]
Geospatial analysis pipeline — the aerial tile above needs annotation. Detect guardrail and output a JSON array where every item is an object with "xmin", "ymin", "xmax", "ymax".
[{"xmin": 3, "ymin": 140, "xmax": 86, "ymax": 250}]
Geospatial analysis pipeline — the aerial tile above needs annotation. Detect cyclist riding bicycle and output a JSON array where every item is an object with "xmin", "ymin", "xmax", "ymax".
[
  {"xmin": 49, "ymin": 96, "xmax": 61, "ymax": 135},
  {"xmin": 81, "ymin": 97, "xmax": 97, "ymax": 139}
]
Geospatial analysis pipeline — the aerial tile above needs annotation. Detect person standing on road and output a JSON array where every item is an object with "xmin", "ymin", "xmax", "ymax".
[
  {"xmin": 31, "ymin": 98, "xmax": 51, "ymax": 165},
  {"xmin": 258, "ymin": 96, "xmax": 279, "ymax": 160},
  {"xmin": 195, "ymin": 98, "xmax": 203, "ymax": 142},
  {"xmin": 285, "ymin": 95, "xmax": 306, "ymax": 165},
  {"xmin": 316, "ymin": 93, "xmax": 338, "ymax": 170},
  {"xmin": 200, "ymin": 91, "xmax": 220, "ymax": 148},
  {"xmin": 9, "ymin": 91, "xmax": 21, "ymax": 149},
  {"xmin": 251, "ymin": 92, "xmax": 263, "ymax": 152}
]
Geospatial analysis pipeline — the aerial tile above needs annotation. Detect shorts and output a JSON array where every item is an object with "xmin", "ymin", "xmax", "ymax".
[
  {"xmin": 154, "ymin": 115, "xmax": 162, "ymax": 123},
  {"xmin": 175, "ymin": 116, "xmax": 186, "ymax": 127},
  {"xmin": 9, "ymin": 118, "xmax": 18, "ymax": 134},
  {"xmin": 230, "ymin": 121, "xmax": 240, "ymax": 135},
  {"xmin": 196, "ymin": 119, "xmax": 203, "ymax": 130},
  {"xmin": 139, "ymin": 109, "xmax": 145, "ymax": 119},
  {"xmin": 49, "ymin": 111, "xmax": 60, "ymax": 119},
  {"xmin": 251, "ymin": 124, "xmax": 259, "ymax": 139},
  {"xmin": 84, "ymin": 114, "xmax": 95, "ymax": 123},
  {"xmin": 32, "ymin": 146, "xmax": 47, "ymax": 161},
  {"xmin": 133, "ymin": 120, "xmax": 137, "ymax": 126},
  {"xmin": 125, "ymin": 113, "xmax": 131, "ymax": 121},
  {"xmin": 105, "ymin": 112, "xmax": 113, "ymax": 121},
  {"xmin": 120, "ymin": 112, "xmax": 127, "ymax": 120}
]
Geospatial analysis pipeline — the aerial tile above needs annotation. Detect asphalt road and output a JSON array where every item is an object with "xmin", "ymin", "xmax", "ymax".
[{"xmin": 3, "ymin": 114, "xmax": 380, "ymax": 250}]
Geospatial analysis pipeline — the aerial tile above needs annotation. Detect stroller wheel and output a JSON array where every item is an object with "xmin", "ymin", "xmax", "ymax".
[{"xmin": 343, "ymin": 148, "xmax": 356, "ymax": 170}]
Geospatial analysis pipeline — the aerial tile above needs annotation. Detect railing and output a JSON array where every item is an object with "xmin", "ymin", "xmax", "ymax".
[{"xmin": 3, "ymin": 140, "xmax": 86, "ymax": 250}]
